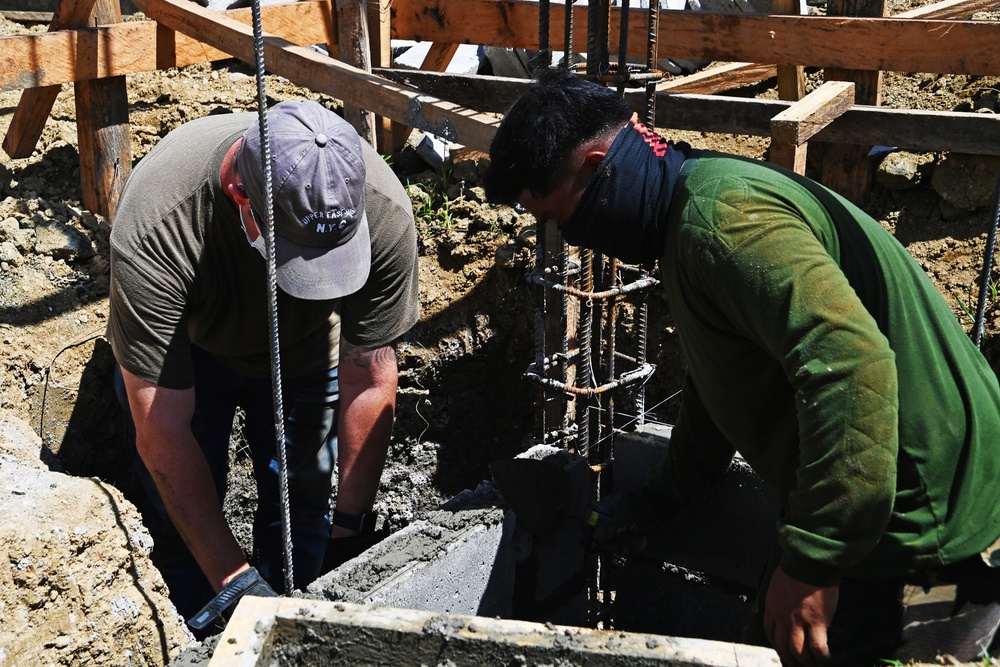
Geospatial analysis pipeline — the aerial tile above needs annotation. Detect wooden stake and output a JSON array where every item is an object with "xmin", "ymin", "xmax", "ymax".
[
  {"xmin": 74, "ymin": 0, "xmax": 132, "ymax": 220},
  {"xmin": 336, "ymin": 0, "xmax": 376, "ymax": 146},
  {"xmin": 815, "ymin": 0, "xmax": 887, "ymax": 203}
]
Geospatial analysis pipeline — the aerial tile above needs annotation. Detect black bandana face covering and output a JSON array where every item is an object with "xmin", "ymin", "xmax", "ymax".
[{"xmin": 561, "ymin": 114, "xmax": 690, "ymax": 267}]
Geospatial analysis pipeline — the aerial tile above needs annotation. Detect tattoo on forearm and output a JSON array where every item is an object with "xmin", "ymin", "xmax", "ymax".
[{"xmin": 341, "ymin": 342, "xmax": 396, "ymax": 369}]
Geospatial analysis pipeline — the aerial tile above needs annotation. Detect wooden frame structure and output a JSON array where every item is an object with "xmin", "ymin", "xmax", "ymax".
[{"xmin": 1, "ymin": 0, "xmax": 999, "ymax": 218}]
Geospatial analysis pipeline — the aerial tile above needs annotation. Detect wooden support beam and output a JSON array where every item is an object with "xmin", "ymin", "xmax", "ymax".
[
  {"xmin": 387, "ymin": 43, "xmax": 462, "ymax": 152},
  {"xmin": 655, "ymin": 62, "xmax": 777, "ymax": 95},
  {"xmin": 130, "ymin": 0, "xmax": 501, "ymax": 152},
  {"xmin": 374, "ymin": 69, "xmax": 524, "ymax": 113},
  {"xmin": 73, "ymin": 0, "xmax": 132, "ymax": 220},
  {"xmin": 773, "ymin": 0, "xmax": 805, "ymax": 102},
  {"xmin": 652, "ymin": 93, "xmax": 1000, "ymax": 156},
  {"xmin": 0, "ymin": 11, "xmax": 56, "ymax": 23},
  {"xmin": 816, "ymin": 0, "xmax": 886, "ymax": 203},
  {"xmin": 770, "ymin": 81, "xmax": 854, "ymax": 174},
  {"xmin": 5, "ymin": 3, "xmax": 1000, "ymax": 96},
  {"xmin": 336, "ymin": 0, "xmax": 376, "ymax": 145},
  {"xmin": 895, "ymin": 0, "xmax": 1000, "ymax": 18},
  {"xmin": 769, "ymin": 143, "xmax": 809, "ymax": 174},
  {"xmin": 367, "ymin": 0, "xmax": 394, "ymax": 151},
  {"xmin": 389, "ymin": 0, "xmax": 1000, "ymax": 76},
  {"xmin": 1, "ymin": 0, "xmax": 100, "ymax": 159},
  {"xmin": 0, "ymin": 2, "xmax": 335, "ymax": 93},
  {"xmin": 370, "ymin": 71, "xmax": 1000, "ymax": 158},
  {"xmin": 771, "ymin": 81, "xmax": 855, "ymax": 146}
]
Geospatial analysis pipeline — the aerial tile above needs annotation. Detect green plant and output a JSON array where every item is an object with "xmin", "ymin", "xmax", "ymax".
[
  {"xmin": 406, "ymin": 169, "xmax": 454, "ymax": 231},
  {"xmin": 950, "ymin": 277, "xmax": 1000, "ymax": 338}
]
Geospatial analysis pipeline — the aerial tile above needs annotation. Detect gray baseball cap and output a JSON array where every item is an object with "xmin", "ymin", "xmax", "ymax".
[{"xmin": 237, "ymin": 99, "xmax": 371, "ymax": 300}]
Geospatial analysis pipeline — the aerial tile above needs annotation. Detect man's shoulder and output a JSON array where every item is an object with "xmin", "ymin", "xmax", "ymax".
[{"xmin": 113, "ymin": 113, "xmax": 250, "ymax": 251}]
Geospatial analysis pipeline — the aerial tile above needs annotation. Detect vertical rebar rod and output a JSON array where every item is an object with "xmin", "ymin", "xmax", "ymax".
[
  {"xmin": 250, "ymin": 0, "xmax": 293, "ymax": 596},
  {"xmin": 533, "ymin": 231, "xmax": 549, "ymax": 442},
  {"xmin": 973, "ymin": 170, "xmax": 1000, "ymax": 348},
  {"xmin": 560, "ymin": 250, "xmax": 570, "ymax": 437},
  {"xmin": 616, "ymin": 0, "xmax": 631, "ymax": 96},
  {"xmin": 538, "ymin": 0, "xmax": 553, "ymax": 70},
  {"xmin": 577, "ymin": 249, "xmax": 595, "ymax": 455},
  {"xmin": 564, "ymin": 0, "xmax": 575, "ymax": 68},
  {"xmin": 644, "ymin": 0, "xmax": 659, "ymax": 126}
]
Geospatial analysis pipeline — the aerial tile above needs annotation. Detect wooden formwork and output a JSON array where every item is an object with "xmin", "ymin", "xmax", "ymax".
[{"xmin": 1, "ymin": 0, "xmax": 1000, "ymax": 219}]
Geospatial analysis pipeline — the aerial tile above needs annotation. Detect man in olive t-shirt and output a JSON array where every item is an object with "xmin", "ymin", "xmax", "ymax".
[{"xmin": 107, "ymin": 100, "xmax": 419, "ymax": 631}]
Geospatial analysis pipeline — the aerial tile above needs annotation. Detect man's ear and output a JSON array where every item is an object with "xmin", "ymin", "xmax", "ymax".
[
  {"xmin": 584, "ymin": 150, "xmax": 606, "ymax": 167},
  {"xmin": 228, "ymin": 181, "xmax": 250, "ymax": 206}
]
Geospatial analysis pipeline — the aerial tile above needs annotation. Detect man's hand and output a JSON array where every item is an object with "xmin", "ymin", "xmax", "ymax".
[
  {"xmin": 588, "ymin": 488, "xmax": 668, "ymax": 556},
  {"xmin": 188, "ymin": 567, "xmax": 278, "ymax": 632},
  {"xmin": 763, "ymin": 566, "xmax": 839, "ymax": 667}
]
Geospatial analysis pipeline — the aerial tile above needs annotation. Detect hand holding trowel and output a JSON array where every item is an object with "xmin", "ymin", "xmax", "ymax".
[{"xmin": 489, "ymin": 456, "xmax": 667, "ymax": 556}]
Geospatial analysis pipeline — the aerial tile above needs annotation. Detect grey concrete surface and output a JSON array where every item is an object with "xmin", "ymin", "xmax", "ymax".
[
  {"xmin": 214, "ymin": 597, "xmax": 782, "ymax": 667},
  {"xmin": 307, "ymin": 483, "xmax": 516, "ymax": 619}
]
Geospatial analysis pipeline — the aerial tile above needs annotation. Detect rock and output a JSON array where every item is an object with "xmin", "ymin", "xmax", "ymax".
[
  {"xmin": 33, "ymin": 221, "xmax": 95, "ymax": 261},
  {"xmin": 0, "ymin": 410, "xmax": 195, "ymax": 666},
  {"xmin": 931, "ymin": 153, "xmax": 1000, "ymax": 213},
  {"xmin": 876, "ymin": 151, "xmax": 934, "ymax": 190},
  {"xmin": 0, "ymin": 241, "xmax": 22, "ymax": 267}
]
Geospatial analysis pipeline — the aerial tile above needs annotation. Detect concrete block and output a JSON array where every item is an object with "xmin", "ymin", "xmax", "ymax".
[
  {"xmin": 613, "ymin": 424, "xmax": 780, "ymax": 591},
  {"xmin": 213, "ymin": 596, "xmax": 781, "ymax": 666},
  {"xmin": 493, "ymin": 444, "xmax": 591, "ymax": 626},
  {"xmin": 308, "ymin": 484, "xmax": 515, "ymax": 618}
]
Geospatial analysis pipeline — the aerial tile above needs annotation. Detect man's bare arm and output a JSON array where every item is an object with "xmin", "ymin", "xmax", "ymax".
[
  {"xmin": 120, "ymin": 367, "xmax": 249, "ymax": 590},
  {"xmin": 331, "ymin": 339, "xmax": 399, "ymax": 536}
]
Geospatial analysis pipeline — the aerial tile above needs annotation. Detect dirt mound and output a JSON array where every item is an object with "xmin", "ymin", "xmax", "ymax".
[{"xmin": 0, "ymin": 411, "xmax": 192, "ymax": 666}]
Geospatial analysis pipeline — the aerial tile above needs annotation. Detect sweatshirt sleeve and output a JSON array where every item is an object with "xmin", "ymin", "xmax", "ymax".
[{"xmin": 702, "ymin": 176, "xmax": 899, "ymax": 586}]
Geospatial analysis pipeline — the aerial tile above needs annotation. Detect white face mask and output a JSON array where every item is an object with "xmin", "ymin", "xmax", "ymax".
[{"xmin": 239, "ymin": 204, "xmax": 268, "ymax": 259}]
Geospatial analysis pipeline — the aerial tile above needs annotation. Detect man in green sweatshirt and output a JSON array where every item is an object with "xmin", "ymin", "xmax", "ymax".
[{"xmin": 485, "ymin": 68, "xmax": 1000, "ymax": 665}]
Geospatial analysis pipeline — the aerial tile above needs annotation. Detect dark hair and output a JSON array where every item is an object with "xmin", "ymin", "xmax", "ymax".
[{"xmin": 484, "ymin": 68, "xmax": 631, "ymax": 206}]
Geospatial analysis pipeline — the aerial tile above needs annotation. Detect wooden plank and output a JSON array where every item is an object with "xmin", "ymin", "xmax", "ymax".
[
  {"xmin": 770, "ymin": 142, "xmax": 809, "ymax": 174},
  {"xmin": 374, "ymin": 68, "xmax": 525, "ymax": 113},
  {"xmin": 895, "ymin": 0, "xmax": 1000, "ymax": 18},
  {"xmin": 336, "ymin": 0, "xmax": 376, "ymax": 145},
  {"xmin": 0, "ymin": 11, "xmax": 56, "ymax": 23},
  {"xmin": 74, "ymin": 0, "xmax": 132, "ymax": 219},
  {"xmin": 1, "ymin": 0, "xmax": 100, "ymax": 159},
  {"xmin": 389, "ymin": 0, "xmax": 1000, "ymax": 76},
  {"xmin": 5, "ymin": 4, "xmax": 1000, "ymax": 95},
  {"xmin": 651, "ymin": 93, "xmax": 1000, "ymax": 156},
  {"xmin": 817, "ymin": 0, "xmax": 886, "ymax": 203},
  {"xmin": 771, "ymin": 81, "xmax": 854, "ymax": 145},
  {"xmin": 772, "ymin": 0, "xmax": 805, "ymax": 101},
  {"xmin": 367, "ymin": 0, "xmax": 394, "ymax": 151},
  {"xmin": 0, "ymin": 2, "xmax": 335, "ymax": 93},
  {"xmin": 655, "ymin": 62, "xmax": 777, "ymax": 95},
  {"xmin": 130, "ymin": 0, "xmax": 501, "ymax": 152},
  {"xmin": 368, "ymin": 70, "xmax": 1000, "ymax": 156},
  {"xmin": 387, "ymin": 43, "xmax": 462, "ymax": 151}
]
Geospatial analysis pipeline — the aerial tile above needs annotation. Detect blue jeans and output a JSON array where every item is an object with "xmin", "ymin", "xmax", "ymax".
[{"xmin": 115, "ymin": 345, "xmax": 338, "ymax": 621}]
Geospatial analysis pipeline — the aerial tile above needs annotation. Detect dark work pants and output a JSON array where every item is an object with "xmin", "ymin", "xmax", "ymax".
[{"xmin": 114, "ymin": 345, "xmax": 338, "ymax": 623}]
